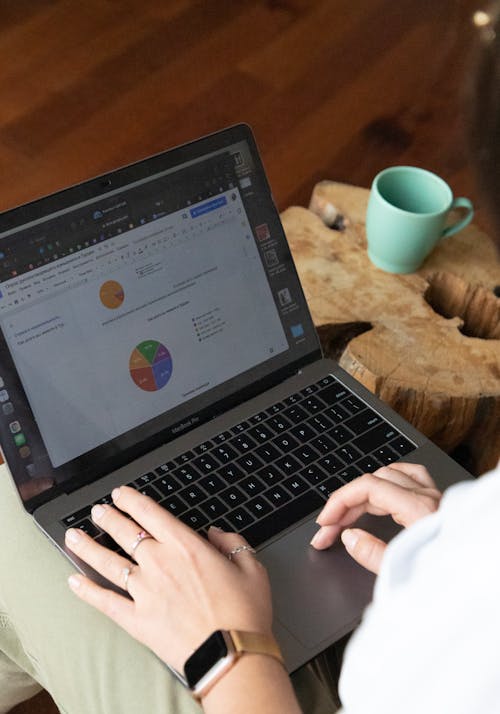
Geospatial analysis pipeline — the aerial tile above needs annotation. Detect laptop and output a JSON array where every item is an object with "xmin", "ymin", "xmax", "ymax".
[{"xmin": 0, "ymin": 124, "xmax": 470, "ymax": 672}]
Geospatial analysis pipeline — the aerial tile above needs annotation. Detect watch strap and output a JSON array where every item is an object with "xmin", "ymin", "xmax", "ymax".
[{"xmin": 229, "ymin": 630, "xmax": 285, "ymax": 666}]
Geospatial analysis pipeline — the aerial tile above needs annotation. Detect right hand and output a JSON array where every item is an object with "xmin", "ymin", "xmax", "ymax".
[{"xmin": 310, "ymin": 463, "xmax": 442, "ymax": 574}]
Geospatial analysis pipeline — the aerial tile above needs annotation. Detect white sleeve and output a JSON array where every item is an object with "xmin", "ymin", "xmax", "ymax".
[{"xmin": 338, "ymin": 463, "xmax": 500, "ymax": 714}]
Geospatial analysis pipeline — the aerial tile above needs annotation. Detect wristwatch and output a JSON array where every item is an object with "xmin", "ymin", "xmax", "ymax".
[{"xmin": 183, "ymin": 629, "xmax": 285, "ymax": 700}]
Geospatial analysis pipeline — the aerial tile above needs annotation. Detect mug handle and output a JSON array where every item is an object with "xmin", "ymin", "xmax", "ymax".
[{"xmin": 441, "ymin": 197, "xmax": 474, "ymax": 239}]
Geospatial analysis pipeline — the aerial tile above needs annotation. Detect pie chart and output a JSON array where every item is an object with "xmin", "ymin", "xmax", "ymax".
[
  {"xmin": 129, "ymin": 340, "xmax": 173, "ymax": 392},
  {"xmin": 100, "ymin": 280, "xmax": 124, "ymax": 309}
]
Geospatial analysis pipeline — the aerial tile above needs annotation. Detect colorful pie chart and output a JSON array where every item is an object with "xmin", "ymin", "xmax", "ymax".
[
  {"xmin": 129, "ymin": 340, "xmax": 173, "ymax": 392},
  {"xmin": 100, "ymin": 280, "xmax": 124, "ymax": 309}
]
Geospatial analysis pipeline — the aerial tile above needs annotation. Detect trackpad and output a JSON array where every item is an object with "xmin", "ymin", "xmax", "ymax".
[{"xmin": 259, "ymin": 518, "xmax": 377, "ymax": 648}]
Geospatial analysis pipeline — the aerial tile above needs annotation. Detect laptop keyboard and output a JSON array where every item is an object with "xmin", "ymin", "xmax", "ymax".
[{"xmin": 61, "ymin": 375, "xmax": 415, "ymax": 551}]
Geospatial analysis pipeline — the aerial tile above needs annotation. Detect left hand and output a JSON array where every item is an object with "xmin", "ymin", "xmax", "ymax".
[{"xmin": 65, "ymin": 486, "xmax": 272, "ymax": 673}]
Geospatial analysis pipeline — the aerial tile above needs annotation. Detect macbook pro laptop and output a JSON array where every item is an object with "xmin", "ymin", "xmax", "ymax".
[{"xmin": 0, "ymin": 124, "xmax": 470, "ymax": 671}]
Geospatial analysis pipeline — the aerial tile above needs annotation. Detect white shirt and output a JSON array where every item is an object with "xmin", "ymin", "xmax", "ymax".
[{"xmin": 339, "ymin": 462, "xmax": 500, "ymax": 713}]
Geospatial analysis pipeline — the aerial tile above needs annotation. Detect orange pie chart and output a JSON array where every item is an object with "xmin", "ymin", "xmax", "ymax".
[{"xmin": 99, "ymin": 280, "xmax": 125, "ymax": 309}]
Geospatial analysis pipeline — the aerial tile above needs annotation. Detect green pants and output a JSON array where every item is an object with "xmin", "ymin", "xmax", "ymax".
[{"xmin": 0, "ymin": 467, "xmax": 336, "ymax": 714}]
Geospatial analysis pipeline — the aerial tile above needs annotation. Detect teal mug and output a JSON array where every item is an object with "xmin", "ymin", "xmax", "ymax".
[{"xmin": 366, "ymin": 166, "xmax": 474, "ymax": 273}]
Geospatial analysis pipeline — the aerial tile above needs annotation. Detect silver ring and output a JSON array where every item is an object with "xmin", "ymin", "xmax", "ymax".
[
  {"xmin": 227, "ymin": 545, "xmax": 257, "ymax": 561},
  {"xmin": 122, "ymin": 565, "xmax": 135, "ymax": 591},
  {"xmin": 129, "ymin": 530, "xmax": 153, "ymax": 560}
]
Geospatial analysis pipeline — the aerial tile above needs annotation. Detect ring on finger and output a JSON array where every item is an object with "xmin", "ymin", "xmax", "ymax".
[
  {"xmin": 227, "ymin": 545, "xmax": 257, "ymax": 561},
  {"xmin": 122, "ymin": 564, "xmax": 136, "ymax": 592},
  {"xmin": 129, "ymin": 530, "xmax": 154, "ymax": 560}
]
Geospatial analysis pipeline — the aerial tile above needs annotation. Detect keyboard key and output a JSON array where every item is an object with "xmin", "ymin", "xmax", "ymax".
[
  {"xmin": 173, "ymin": 465, "xmax": 202, "ymax": 485},
  {"xmin": 283, "ymin": 475, "xmax": 309, "ymax": 496},
  {"xmin": 161, "ymin": 495, "xmax": 188, "ymax": 516},
  {"xmin": 155, "ymin": 461, "xmax": 176, "ymax": 476},
  {"xmin": 135, "ymin": 472, "xmax": 156, "ymax": 486},
  {"xmin": 236, "ymin": 453, "xmax": 265, "ymax": 475},
  {"xmin": 75, "ymin": 519, "xmax": 101, "ymax": 538},
  {"xmin": 175, "ymin": 450, "xmax": 195, "ymax": 465},
  {"xmin": 194, "ymin": 440, "xmax": 214, "ymax": 455},
  {"xmin": 242, "ymin": 491, "xmax": 324, "ymax": 547},
  {"xmin": 300, "ymin": 383, "xmax": 319, "ymax": 396},
  {"xmin": 328, "ymin": 424, "xmax": 354, "ymax": 445},
  {"xmin": 267, "ymin": 415, "xmax": 292, "ymax": 432},
  {"xmin": 323, "ymin": 404, "xmax": 350, "ymax": 424},
  {"xmin": 318, "ymin": 375, "xmax": 336, "ymax": 387},
  {"xmin": 301, "ymin": 396, "xmax": 324, "ymax": 413},
  {"xmin": 345, "ymin": 409, "xmax": 384, "ymax": 436},
  {"xmin": 265, "ymin": 402, "xmax": 285, "ymax": 415},
  {"xmin": 230, "ymin": 434, "xmax": 257, "ymax": 454},
  {"xmin": 94, "ymin": 493, "xmax": 113, "ymax": 506},
  {"xmin": 95, "ymin": 532, "xmax": 120, "ymax": 551},
  {"xmin": 318, "ymin": 453, "xmax": 346, "ymax": 473},
  {"xmin": 272, "ymin": 433, "xmax": 300, "ymax": 453},
  {"xmin": 200, "ymin": 496, "xmax": 227, "ymax": 519},
  {"xmin": 290, "ymin": 422, "xmax": 318, "ymax": 443},
  {"xmin": 264, "ymin": 485, "xmax": 292, "ymax": 507},
  {"xmin": 226, "ymin": 507, "xmax": 254, "ymax": 530},
  {"xmin": 257, "ymin": 464, "xmax": 285, "ymax": 486},
  {"xmin": 308, "ymin": 413, "xmax": 334, "ymax": 432},
  {"xmin": 199, "ymin": 474, "xmax": 225, "ymax": 495},
  {"xmin": 353, "ymin": 423, "xmax": 399, "ymax": 454},
  {"xmin": 212, "ymin": 431, "xmax": 232, "ymax": 444},
  {"xmin": 336, "ymin": 444, "xmax": 362, "ymax": 464},
  {"xmin": 311, "ymin": 433, "xmax": 337, "ymax": 454},
  {"xmin": 248, "ymin": 424, "xmax": 275, "ymax": 442},
  {"xmin": 337, "ymin": 466, "xmax": 363, "ymax": 482},
  {"xmin": 61, "ymin": 506, "xmax": 91, "ymax": 527},
  {"xmin": 255, "ymin": 442, "xmax": 282, "ymax": 463},
  {"xmin": 374, "ymin": 446, "xmax": 400, "ymax": 464},
  {"xmin": 389, "ymin": 435, "xmax": 415, "ymax": 456},
  {"xmin": 274, "ymin": 454, "xmax": 302, "ymax": 476},
  {"xmin": 156, "ymin": 475, "xmax": 182, "ymax": 497},
  {"xmin": 192, "ymin": 454, "xmax": 221, "ymax": 474},
  {"xmin": 317, "ymin": 476, "xmax": 344, "ymax": 499},
  {"xmin": 250, "ymin": 411, "xmax": 267, "ymax": 424},
  {"xmin": 217, "ymin": 463, "xmax": 245, "ymax": 483},
  {"xmin": 213, "ymin": 444, "xmax": 238, "ymax": 463},
  {"xmin": 231, "ymin": 421, "xmax": 250, "ymax": 434},
  {"xmin": 342, "ymin": 395, "xmax": 365, "ymax": 414},
  {"xmin": 137, "ymin": 483, "xmax": 162, "ymax": 500},
  {"xmin": 246, "ymin": 495, "xmax": 273, "ymax": 519},
  {"xmin": 210, "ymin": 517, "xmax": 232, "ymax": 532},
  {"xmin": 292, "ymin": 444, "xmax": 320, "ymax": 466},
  {"xmin": 220, "ymin": 486, "xmax": 247, "ymax": 508},
  {"xmin": 283, "ymin": 405, "xmax": 308, "ymax": 424},
  {"xmin": 179, "ymin": 485, "xmax": 207, "ymax": 507},
  {"xmin": 318, "ymin": 383, "xmax": 349, "ymax": 404},
  {"xmin": 284, "ymin": 392, "xmax": 302, "ymax": 406},
  {"xmin": 239, "ymin": 475, "xmax": 266, "ymax": 497},
  {"xmin": 179, "ymin": 509, "xmax": 209, "ymax": 530},
  {"xmin": 300, "ymin": 463, "xmax": 329, "ymax": 485},
  {"xmin": 356, "ymin": 455, "xmax": 383, "ymax": 473}
]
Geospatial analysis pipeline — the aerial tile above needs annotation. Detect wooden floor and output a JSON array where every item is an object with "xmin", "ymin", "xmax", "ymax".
[{"xmin": 3, "ymin": 1, "xmax": 482, "ymax": 712}]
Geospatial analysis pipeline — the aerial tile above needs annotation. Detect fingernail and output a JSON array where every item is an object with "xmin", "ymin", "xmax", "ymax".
[
  {"xmin": 341, "ymin": 529, "xmax": 359, "ymax": 551},
  {"xmin": 68, "ymin": 574, "xmax": 81, "ymax": 590},
  {"xmin": 310, "ymin": 528, "xmax": 329, "ymax": 548},
  {"xmin": 65, "ymin": 528, "xmax": 81, "ymax": 545},
  {"xmin": 91, "ymin": 504, "xmax": 106, "ymax": 521},
  {"xmin": 209, "ymin": 525, "xmax": 224, "ymax": 532},
  {"xmin": 112, "ymin": 487, "xmax": 121, "ymax": 501}
]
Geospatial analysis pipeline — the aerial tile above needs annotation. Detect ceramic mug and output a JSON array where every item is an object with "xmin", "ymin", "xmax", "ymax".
[{"xmin": 366, "ymin": 166, "xmax": 474, "ymax": 273}]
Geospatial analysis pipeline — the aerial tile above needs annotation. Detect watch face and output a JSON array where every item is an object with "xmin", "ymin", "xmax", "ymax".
[{"xmin": 184, "ymin": 631, "xmax": 229, "ymax": 689}]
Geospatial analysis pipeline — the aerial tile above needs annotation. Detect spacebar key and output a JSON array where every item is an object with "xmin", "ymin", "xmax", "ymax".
[{"xmin": 242, "ymin": 491, "xmax": 324, "ymax": 547}]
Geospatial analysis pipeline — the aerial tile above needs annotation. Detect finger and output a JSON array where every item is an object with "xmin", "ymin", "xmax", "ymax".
[
  {"xmin": 341, "ymin": 528, "xmax": 386, "ymax": 575},
  {"xmin": 65, "ymin": 527, "xmax": 138, "ymax": 591},
  {"xmin": 382, "ymin": 462, "xmax": 437, "ymax": 488},
  {"xmin": 112, "ymin": 486, "xmax": 190, "ymax": 544},
  {"xmin": 68, "ymin": 573, "xmax": 137, "ymax": 632},
  {"xmin": 207, "ymin": 527, "xmax": 260, "ymax": 571},
  {"xmin": 310, "ymin": 524, "xmax": 341, "ymax": 550},
  {"xmin": 90, "ymin": 502, "xmax": 156, "ymax": 562},
  {"xmin": 317, "ymin": 473, "xmax": 434, "ymax": 529}
]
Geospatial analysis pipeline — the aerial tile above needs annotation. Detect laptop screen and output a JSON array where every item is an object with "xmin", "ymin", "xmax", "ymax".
[{"xmin": 0, "ymin": 125, "xmax": 320, "ymax": 509}]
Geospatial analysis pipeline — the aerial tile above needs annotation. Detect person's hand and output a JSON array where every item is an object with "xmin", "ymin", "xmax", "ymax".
[
  {"xmin": 64, "ymin": 486, "xmax": 272, "ymax": 673},
  {"xmin": 310, "ymin": 463, "xmax": 442, "ymax": 574}
]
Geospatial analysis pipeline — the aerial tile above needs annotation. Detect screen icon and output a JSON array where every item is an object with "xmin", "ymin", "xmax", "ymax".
[
  {"xmin": 0, "ymin": 389, "xmax": 9, "ymax": 403},
  {"xmin": 2, "ymin": 402, "xmax": 14, "ymax": 415},
  {"xmin": 9, "ymin": 421, "xmax": 21, "ymax": 434},
  {"xmin": 13, "ymin": 433, "xmax": 26, "ymax": 447}
]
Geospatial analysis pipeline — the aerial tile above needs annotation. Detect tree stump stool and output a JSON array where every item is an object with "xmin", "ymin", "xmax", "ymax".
[{"xmin": 281, "ymin": 181, "xmax": 500, "ymax": 476}]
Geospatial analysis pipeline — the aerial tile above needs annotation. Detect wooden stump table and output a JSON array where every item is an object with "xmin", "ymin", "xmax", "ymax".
[{"xmin": 281, "ymin": 181, "xmax": 500, "ymax": 476}]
